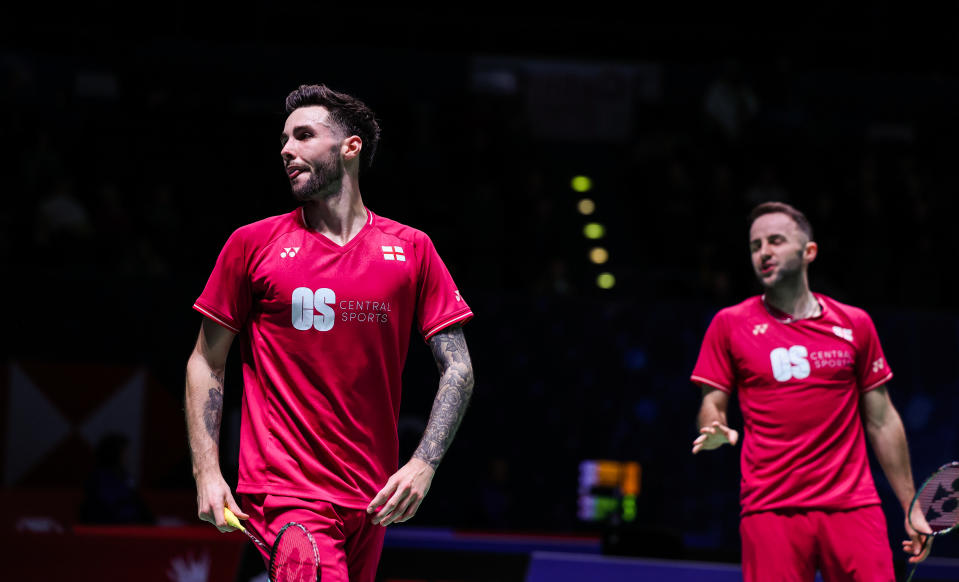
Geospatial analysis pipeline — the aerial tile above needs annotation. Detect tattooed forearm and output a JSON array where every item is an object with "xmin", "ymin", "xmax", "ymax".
[
  {"xmin": 203, "ymin": 387, "xmax": 223, "ymax": 443},
  {"xmin": 210, "ymin": 370, "xmax": 224, "ymax": 385},
  {"xmin": 414, "ymin": 326, "xmax": 474, "ymax": 468}
]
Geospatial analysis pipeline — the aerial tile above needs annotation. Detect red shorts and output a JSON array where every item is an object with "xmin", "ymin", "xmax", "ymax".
[
  {"xmin": 241, "ymin": 493, "xmax": 387, "ymax": 582},
  {"xmin": 740, "ymin": 505, "xmax": 894, "ymax": 582}
]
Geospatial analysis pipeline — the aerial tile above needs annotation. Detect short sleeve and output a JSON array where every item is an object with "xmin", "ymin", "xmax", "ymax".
[
  {"xmin": 690, "ymin": 310, "xmax": 735, "ymax": 393},
  {"xmin": 413, "ymin": 233, "xmax": 473, "ymax": 340},
  {"xmin": 853, "ymin": 311, "xmax": 893, "ymax": 392},
  {"xmin": 192, "ymin": 229, "xmax": 254, "ymax": 334}
]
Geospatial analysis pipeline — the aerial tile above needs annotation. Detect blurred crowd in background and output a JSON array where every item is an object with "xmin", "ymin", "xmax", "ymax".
[{"xmin": 3, "ymin": 19, "xmax": 959, "ymax": 563}]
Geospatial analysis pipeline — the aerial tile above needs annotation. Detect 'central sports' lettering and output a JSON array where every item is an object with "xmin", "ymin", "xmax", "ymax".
[{"xmin": 293, "ymin": 288, "xmax": 396, "ymax": 330}]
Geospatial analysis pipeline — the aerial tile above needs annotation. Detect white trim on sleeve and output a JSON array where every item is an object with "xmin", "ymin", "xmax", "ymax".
[
  {"xmin": 193, "ymin": 304, "xmax": 241, "ymax": 334},
  {"xmin": 690, "ymin": 375, "xmax": 732, "ymax": 394},
  {"xmin": 862, "ymin": 371, "xmax": 894, "ymax": 393},
  {"xmin": 424, "ymin": 311, "xmax": 473, "ymax": 340}
]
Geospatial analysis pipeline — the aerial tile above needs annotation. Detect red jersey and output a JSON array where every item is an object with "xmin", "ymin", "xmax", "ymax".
[
  {"xmin": 194, "ymin": 207, "xmax": 473, "ymax": 508},
  {"xmin": 690, "ymin": 293, "xmax": 893, "ymax": 515}
]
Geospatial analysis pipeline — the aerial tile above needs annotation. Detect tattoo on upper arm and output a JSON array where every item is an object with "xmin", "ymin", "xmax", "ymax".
[
  {"xmin": 203, "ymin": 387, "xmax": 223, "ymax": 442},
  {"xmin": 428, "ymin": 325, "xmax": 471, "ymax": 374},
  {"xmin": 414, "ymin": 326, "xmax": 475, "ymax": 468}
]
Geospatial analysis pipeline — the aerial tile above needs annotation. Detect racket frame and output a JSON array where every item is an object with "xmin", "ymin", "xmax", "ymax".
[
  {"xmin": 268, "ymin": 520, "xmax": 321, "ymax": 582},
  {"xmin": 904, "ymin": 461, "xmax": 959, "ymax": 582},
  {"xmin": 908, "ymin": 461, "xmax": 959, "ymax": 537}
]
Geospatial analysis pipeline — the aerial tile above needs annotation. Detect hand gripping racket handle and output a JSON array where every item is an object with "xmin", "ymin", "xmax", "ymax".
[
  {"xmin": 223, "ymin": 507, "xmax": 246, "ymax": 530},
  {"xmin": 224, "ymin": 507, "xmax": 270, "ymax": 552}
]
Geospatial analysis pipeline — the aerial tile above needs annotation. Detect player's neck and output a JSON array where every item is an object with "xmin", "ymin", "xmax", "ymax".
[
  {"xmin": 762, "ymin": 283, "xmax": 819, "ymax": 322},
  {"xmin": 303, "ymin": 188, "xmax": 367, "ymax": 246}
]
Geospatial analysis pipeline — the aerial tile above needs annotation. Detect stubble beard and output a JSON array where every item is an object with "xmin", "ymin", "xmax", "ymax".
[
  {"xmin": 291, "ymin": 150, "xmax": 346, "ymax": 202},
  {"xmin": 757, "ymin": 252, "xmax": 804, "ymax": 292}
]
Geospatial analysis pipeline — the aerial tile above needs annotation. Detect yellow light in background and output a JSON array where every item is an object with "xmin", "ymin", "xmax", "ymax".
[
  {"xmin": 583, "ymin": 222, "xmax": 605, "ymax": 239},
  {"xmin": 622, "ymin": 462, "xmax": 642, "ymax": 497},
  {"xmin": 595, "ymin": 461, "xmax": 622, "ymax": 487},
  {"xmin": 589, "ymin": 247, "xmax": 609, "ymax": 264},
  {"xmin": 577, "ymin": 198, "xmax": 596, "ymax": 215},
  {"xmin": 571, "ymin": 175, "xmax": 593, "ymax": 192},
  {"xmin": 597, "ymin": 272, "xmax": 616, "ymax": 289}
]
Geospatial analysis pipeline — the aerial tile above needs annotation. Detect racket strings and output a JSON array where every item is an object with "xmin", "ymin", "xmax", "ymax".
[
  {"xmin": 906, "ymin": 463, "xmax": 959, "ymax": 582},
  {"xmin": 915, "ymin": 467, "xmax": 959, "ymax": 532},
  {"xmin": 269, "ymin": 523, "xmax": 319, "ymax": 582}
]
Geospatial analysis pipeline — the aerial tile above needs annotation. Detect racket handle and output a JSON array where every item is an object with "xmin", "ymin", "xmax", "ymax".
[
  {"xmin": 225, "ymin": 508, "xmax": 270, "ymax": 552},
  {"xmin": 224, "ymin": 507, "xmax": 246, "ymax": 531},
  {"xmin": 905, "ymin": 562, "xmax": 918, "ymax": 582}
]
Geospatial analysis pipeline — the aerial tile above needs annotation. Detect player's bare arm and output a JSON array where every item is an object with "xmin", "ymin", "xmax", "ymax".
[
  {"xmin": 693, "ymin": 384, "xmax": 739, "ymax": 454},
  {"xmin": 861, "ymin": 384, "xmax": 932, "ymax": 563},
  {"xmin": 368, "ymin": 324, "xmax": 474, "ymax": 526},
  {"xmin": 185, "ymin": 318, "xmax": 247, "ymax": 530},
  {"xmin": 414, "ymin": 324, "xmax": 475, "ymax": 467}
]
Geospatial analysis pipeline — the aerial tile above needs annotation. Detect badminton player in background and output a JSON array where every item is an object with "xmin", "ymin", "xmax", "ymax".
[
  {"xmin": 185, "ymin": 83, "xmax": 475, "ymax": 582},
  {"xmin": 690, "ymin": 201, "xmax": 931, "ymax": 581}
]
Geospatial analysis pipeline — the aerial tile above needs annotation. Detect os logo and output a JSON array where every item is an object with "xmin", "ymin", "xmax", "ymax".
[
  {"xmin": 292, "ymin": 287, "xmax": 335, "ymax": 331},
  {"xmin": 770, "ymin": 346, "xmax": 810, "ymax": 381}
]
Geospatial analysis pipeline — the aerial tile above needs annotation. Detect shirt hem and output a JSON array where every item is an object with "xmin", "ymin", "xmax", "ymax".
[
  {"xmin": 740, "ymin": 499, "xmax": 882, "ymax": 517},
  {"xmin": 690, "ymin": 375, "xmax": 732, "ymax": 393},
  {"xmin": 423, "ymin": 310, "xmax": 474, "ymax": 340},
  {"xmin": 862, "ymin": 371, "xmax": 894, "ymax": 393},
  {"xmin": 193, "ymin": 303, "xmax": 241, "ymax": 334},
  {"xmin": 237, "ymin": 482, "xmax": 373, "ymax": 510}
]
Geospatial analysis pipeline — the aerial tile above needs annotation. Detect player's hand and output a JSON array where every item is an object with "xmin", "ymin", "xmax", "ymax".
[
  {"xmin": 195, "ymin": 471, "xmax": 248, "ymax": 532},
  {"xmin": 367, "ymin": 457, "xmax": 435, "ymax": 526},
  {"xmin": 902, "ymin": 504, "xmax": 933, "ymax": 564},
  {"xmin": 692, "ymin": 421, "xmax": 739, "ymax": 454}
]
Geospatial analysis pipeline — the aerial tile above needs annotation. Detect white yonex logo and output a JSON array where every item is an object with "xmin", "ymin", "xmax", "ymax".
[
  {"xmin": 382, "ymin": 246, "xmax": 406, "ymax": 261},
  {"xmin": 873, "ymin": 358, "xmax": 885, "ymax": 373},
  {"xmin": 832, "ymin": 326, "xmax": 853, "ymax": 341},
  {"xmin": 281, "ymin": 247, "xmax": 300, "ymax": 258},
  {"xmin": 753, "ymin": 324, "xmax": 768, "ymax": 335},
  {"xmin": 455, "ymin": 290, "xmax": 462, "ymax": 302}
]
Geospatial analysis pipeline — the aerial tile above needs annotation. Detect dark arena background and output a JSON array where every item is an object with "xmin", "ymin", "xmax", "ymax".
[{"xmin": 3, "ymin": 3, "xmax": 959, "ymax": 581}]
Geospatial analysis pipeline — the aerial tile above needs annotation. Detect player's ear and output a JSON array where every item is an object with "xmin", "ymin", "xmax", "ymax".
[
  {"xmin": 804, "ymin": 240, "xmax": 818, "ymax": 263},
  {"xmin": 342, "ymin": 135, "xmax": 362, "ymax": 161}
]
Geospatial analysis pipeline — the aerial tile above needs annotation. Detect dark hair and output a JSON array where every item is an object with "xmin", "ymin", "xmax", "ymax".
[
  {"xmin": 748, "ymin": 201, "xmax": 814, "ymax": 241},
  {"xmin": 285, "ymin": 84, "xmax": 382, "ymax": 170}
]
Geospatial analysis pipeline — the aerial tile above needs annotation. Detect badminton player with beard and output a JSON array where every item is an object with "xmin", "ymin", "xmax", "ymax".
[
  {"xmin": 185, "ymin": 84, "xmax": 474, "ymax": 582},
  {"xmin": 690, "ymin": 202, "xmax": 931, "ymax": 581}
]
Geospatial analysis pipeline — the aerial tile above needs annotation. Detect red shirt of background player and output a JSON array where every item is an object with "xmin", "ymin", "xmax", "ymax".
[{"xmin": 691, "ymin": 293, "xmax": 890, "ymax": 514}]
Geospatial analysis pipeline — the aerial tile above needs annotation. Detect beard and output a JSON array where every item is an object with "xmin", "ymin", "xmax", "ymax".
[
  {"xmin": 756, "ymin": 252, "xmax": 804, "ymax": 290},
  {"xmin": 291, "ymin": 149, "xmax": 345, "ymax": 201}
]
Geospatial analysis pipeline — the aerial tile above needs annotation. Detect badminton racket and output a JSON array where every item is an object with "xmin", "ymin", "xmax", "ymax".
[
  {"xmin": 224, "ymin": 506, "xmax": 270, "ymax": 553},
  {"xmin": 225, "ymin": 507, "xmax": 321, "ymax": 582},
  {"xmin": 904, "ymin": 461, "xmax": 959, "ymax": 582}
]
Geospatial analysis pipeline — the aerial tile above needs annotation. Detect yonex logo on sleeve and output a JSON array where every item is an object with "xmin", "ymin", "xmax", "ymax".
[
  {"xmin": 281, "ymin": 247, "xmax": 300, "ymax": 258},
  {"xmin": 753, "ymin": 324, "xmax": 768, "ymax": 335},
  {"xmin": 382, "ymin": 246, "xmax": 406, "ymax": 261},
  {"xmin": 455, "ymin": 290, "xmax": 462, "ymax": 302},
  {"xmin": 872, "ymin": 358, "xmax": 885, "ymax": 373}
]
